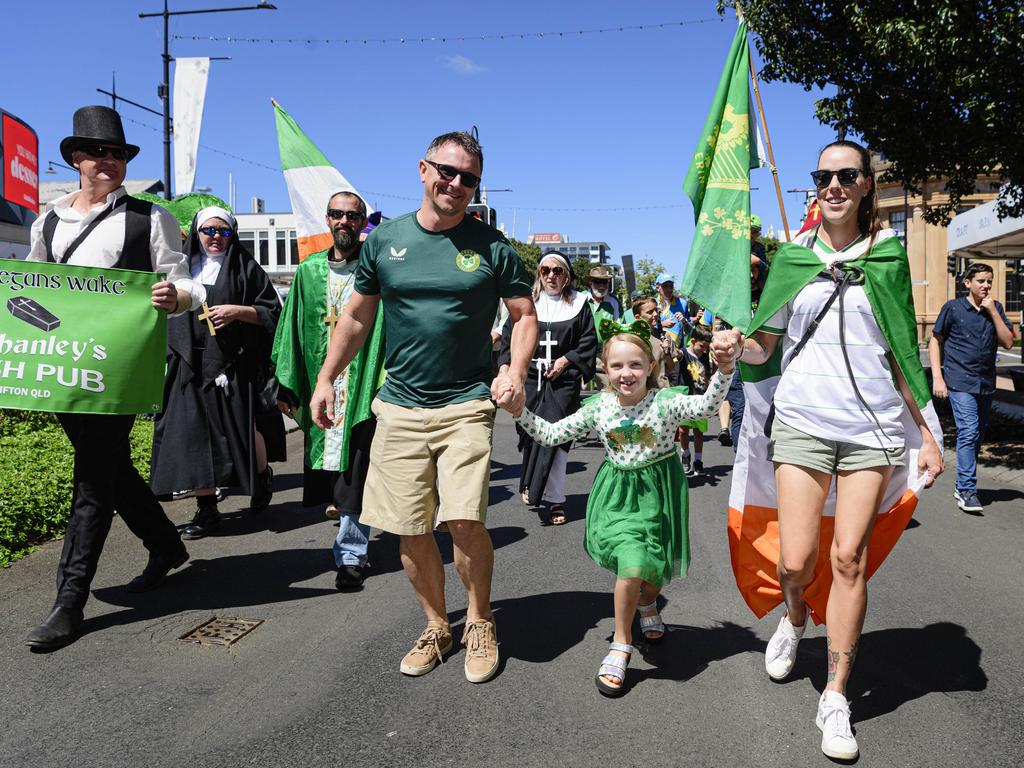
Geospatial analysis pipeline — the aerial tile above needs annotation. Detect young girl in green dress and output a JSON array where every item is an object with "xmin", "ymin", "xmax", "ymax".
[{"xmin": 509, "ymin": 320, "xmax": 740, "ymax": 695}]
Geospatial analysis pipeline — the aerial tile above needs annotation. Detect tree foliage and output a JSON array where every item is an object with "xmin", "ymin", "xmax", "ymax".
[
  {"xmin": 725, "ymin": 0, "xmax": 1024, "ymax": 224},
  {"xmin": 510, "ymin": 238, "xmax": 542, "ymax": 279},
  {"xmin": 634, "ymin": 258, "xmax": 668, "ymax": 296}
]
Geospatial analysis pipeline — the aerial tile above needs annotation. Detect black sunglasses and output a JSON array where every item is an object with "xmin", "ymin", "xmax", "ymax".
[
  {"xmin": 811, "ymin": 167, "xmax": 863, "ymax": 188},
  {"xmin": 80, "ymin": 145, "xmax": 128, "ymax": 161},
  {"xmin": 327, "ymin": 208, "xmax": 366, "ymax": 222},
  {"xmin": 424, "ymin": 159, "xmax": 481, "ymax": 189},
  {"xmin": 199, "ymin": 226, "xmax": 233, "ymax": 238}
]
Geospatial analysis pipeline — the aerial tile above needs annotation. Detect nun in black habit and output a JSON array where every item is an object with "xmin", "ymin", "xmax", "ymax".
[
  {"xmin": 150, "ymin": 206, "xmax": 283, "ymax": 538},
  {"xmin": 498, "ymin": 251, "xmax": 597, "ymax": 525}
]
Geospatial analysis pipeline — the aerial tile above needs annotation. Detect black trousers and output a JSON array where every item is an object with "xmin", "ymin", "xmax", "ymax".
[{"xmin": 54, "ymin": 413, "xmax": 182, "ymax": 611}]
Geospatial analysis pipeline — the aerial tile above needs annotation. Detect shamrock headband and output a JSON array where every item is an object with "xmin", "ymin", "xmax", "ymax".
[{"xmin": 599, "ymin": 318, "xmax": 652, "ymax": 344}]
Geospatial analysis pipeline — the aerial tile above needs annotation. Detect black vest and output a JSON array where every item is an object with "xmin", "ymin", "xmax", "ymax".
[{"xmin": 42, "ymin": 195, "xmax": 154, "ymax": 272}]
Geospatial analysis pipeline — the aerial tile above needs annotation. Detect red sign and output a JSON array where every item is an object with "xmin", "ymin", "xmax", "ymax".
[
  {"xmin": 3, "ymin": 114, "xmax": 39, "ymax": 211},
  {"xmin": 532, "ymin": 233, "xmax": 563, "ymax": 243}
]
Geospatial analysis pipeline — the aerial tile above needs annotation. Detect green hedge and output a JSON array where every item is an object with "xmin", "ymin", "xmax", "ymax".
[{"xmin": 0, "ymin": 411, "xmax": 153, "ymax": 567}]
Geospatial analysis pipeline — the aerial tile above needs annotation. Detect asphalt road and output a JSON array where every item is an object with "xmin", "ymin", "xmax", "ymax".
[{"xmin": 2, "ymin": 412, "xmax": 1022, "ymax": 768}]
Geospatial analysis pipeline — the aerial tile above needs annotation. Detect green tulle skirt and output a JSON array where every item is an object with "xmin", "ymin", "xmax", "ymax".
[{"xmin": 584, "ymin": 452, "xmax": 690, "ymax": 588}]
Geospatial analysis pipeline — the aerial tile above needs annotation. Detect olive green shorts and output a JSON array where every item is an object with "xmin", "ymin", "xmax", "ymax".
[{"xmin": 768, "ymin": 417, "xmax": 906, "ymax": 474}]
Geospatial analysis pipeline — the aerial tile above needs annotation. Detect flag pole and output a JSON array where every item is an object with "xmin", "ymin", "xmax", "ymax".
[{"xmin": 737, "ymin": 4, "xmax": 791, "ymax": 241}]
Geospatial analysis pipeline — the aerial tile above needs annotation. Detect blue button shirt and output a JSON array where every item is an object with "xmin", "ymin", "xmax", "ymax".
[{"xmin": 933, "ymin": 297, "xmax": 1011, "ymax": 395}]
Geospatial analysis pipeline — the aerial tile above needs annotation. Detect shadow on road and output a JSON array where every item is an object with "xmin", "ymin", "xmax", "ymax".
[
  {"xmin": 786, "ymin": 622, "xmax": 987, "ymax": 723},
  {"xmin": 980, "ymin": 486, "xmax": 1024, "ymax": 506},
  {"xmin": 632, "ymin": 621, "xmax": 762, "ymax": 688},
  {"xmin": 85, "ymin": 526, "xmax": 530, "ymax": 643},
  {"xmin": 448, "ymin": 590, "xmax": 613, "ymax": 663}
]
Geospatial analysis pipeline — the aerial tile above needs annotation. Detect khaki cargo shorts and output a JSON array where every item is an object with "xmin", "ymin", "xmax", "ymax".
[
  {"xmin": 768, "ymin": 417, "xmax": 907, "ymax": 474},
  {"xmin": 360, "ymin": 397, "xmax": 496, "ymax": 536}
]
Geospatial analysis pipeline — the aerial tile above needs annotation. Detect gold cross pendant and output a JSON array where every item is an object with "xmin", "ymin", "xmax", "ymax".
[
  {"xmin": 324, "ymin": 306, "xmax": 340, "ymax": 338},
  {"xmin": 198, "ymin": 302, "xmax": 217, "ymax": 336}
]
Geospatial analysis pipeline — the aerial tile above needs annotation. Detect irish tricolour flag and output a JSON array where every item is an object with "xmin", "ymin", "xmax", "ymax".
[
  {"xmin": 728, "ymin": 230, "xmax": 943, "ymax": 624},
  {"xmin": 272, "ymin": 99, "xmax": 373, "ymax": 261}
]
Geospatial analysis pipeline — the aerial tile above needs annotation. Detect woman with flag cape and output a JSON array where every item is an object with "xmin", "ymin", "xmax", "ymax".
[{"xmin": 730, "ymin": 140, "xmax": 943, "ymax": 760}]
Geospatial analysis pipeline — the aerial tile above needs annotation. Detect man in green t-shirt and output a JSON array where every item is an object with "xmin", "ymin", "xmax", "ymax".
[{"xmin": 311, "ymin": 131, "xmax": 536, "ymax": 685}]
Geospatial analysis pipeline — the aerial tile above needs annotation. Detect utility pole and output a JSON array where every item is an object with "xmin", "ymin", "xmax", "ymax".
[{"xmin": 139, "ymin": 0, "xmax": 276, "ymax": 200}]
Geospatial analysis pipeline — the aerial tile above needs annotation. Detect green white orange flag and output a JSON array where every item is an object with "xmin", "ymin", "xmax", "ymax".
[
  {"xmin": 272, "ymin": 99, "xmax": 373, "ymax": 261},
  {"xmin": 727, "ymin": 230, "xmax": 943, "ymax": 623},
  {"xmin": 680, "ymin": 20, "xmax": 761, "ymax": 331}
]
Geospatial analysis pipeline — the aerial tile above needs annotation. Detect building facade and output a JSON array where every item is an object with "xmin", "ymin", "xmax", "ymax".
[
  {"xmin": 870, "ymin": 155, "xmax": 1009, "ymax": 336},
  {"xmin": 527, "ymin": 233, "xmax": 612, "ymax": 264}
]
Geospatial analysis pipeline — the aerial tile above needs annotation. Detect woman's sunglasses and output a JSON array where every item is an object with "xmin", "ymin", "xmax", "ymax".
[
  {"xmin": 199, "ymin": 226, "xmax": 233, "ymax": 238},
  {"xmin": 540, "ymin": 266, "xmax": 567, "ymax": 277},
  {"xmin": 811, "ymin": 168, "xmax": 863, "ymax": 188},
  {"xmin": 80, "ymin": 145, "xmax": 128, "ymax": 161}
]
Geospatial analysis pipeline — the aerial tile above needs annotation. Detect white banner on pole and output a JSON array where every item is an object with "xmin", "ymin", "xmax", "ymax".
[{"xmin": 172, "ymin": 57, "xmax": 210, "ymax": 196}]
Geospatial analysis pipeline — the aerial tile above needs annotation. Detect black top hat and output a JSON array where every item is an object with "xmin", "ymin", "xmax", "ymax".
[{"xmin": 59, "ymin": 106, "xmax": 140, "ymax": 166}]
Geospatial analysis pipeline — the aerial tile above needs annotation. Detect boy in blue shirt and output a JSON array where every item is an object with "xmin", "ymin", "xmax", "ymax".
[{"xmin": 929, "ymin": 263, "xmax": 1014, "ymax": 513}]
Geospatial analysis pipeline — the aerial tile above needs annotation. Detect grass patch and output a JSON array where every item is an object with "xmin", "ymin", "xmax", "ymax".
[{"xmin": 0, "ymin": 411, "xmax": 152, "ymax": 567}]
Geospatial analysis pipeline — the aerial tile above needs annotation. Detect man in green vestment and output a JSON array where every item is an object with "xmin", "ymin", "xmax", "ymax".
[{"xmin": 271, "ymin": 191, "xmax": 385, "ymax": 590}]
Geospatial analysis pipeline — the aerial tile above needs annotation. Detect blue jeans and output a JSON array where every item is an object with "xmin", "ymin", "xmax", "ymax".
[
  {"xmin": 947, "ymin": 390, "xmax": 993, "ymax": 492},
  {"xmin": 333, "ymin": 513, "xmax": 370, "ymax": 567}
]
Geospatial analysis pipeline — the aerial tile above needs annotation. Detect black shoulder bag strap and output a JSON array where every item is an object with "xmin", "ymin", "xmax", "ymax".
[
  {"xmin": 44, "ymin": 199, "xmax": 123, "ymax": 264},
  {"xmin": 763, "ymin": 268, "xmax": 855, "ymax": 438}
]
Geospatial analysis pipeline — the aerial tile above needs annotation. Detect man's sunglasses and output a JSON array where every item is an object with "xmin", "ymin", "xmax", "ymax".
[
  {"xmin": 199, "ymin": 226, "xmax": 233, "ymax": 238},
  {"xmin": 424, "ymin": 159, "xmax": 481, "ymax": 189},
  {"xmin": 80, "ymin": 145, "xmax": 129, "ymax": 161},
  {"xmin": 540, "ymin": 266, "xmax": 566, "ymax": 277},
  {"xmin": 811, "ymin": 168, "xmax": 863, "ymax": 188},
  {"xmin": 327, "ymin": 209, "xmax": 366, "ymax": 222}
]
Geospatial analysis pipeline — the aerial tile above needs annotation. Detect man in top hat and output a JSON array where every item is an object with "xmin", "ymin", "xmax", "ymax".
[{"xmin": 24, "ymin": 106, "xmax": 206, "ymax": 650}]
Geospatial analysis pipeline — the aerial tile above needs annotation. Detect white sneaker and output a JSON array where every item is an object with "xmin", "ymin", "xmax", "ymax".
[
  {"xmin": 764, "ymin": 611, "xmax": 805, "ymax": 681},
  {"xmin": 816, "ymin": 690, "xmax": 859, "ymax": 760}
]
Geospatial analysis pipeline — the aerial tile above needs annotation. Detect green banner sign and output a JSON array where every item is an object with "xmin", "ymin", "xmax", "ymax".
[{"xmin": 0, "ymin": 260, "xmax": 166, "ymax": 414}]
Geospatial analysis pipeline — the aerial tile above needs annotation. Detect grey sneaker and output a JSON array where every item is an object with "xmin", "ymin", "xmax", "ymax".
[
  {"xmin": 954, "ymin": 488, "xmax": 983, "ymax": 513},
  {"xmin": 816, "ymin": 690, "xmax": 859, "ymax": 760}
]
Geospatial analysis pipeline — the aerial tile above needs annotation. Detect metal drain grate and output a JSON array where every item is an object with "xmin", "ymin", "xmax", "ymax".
[{"xmin": 179, "ymin": 617, "xmax": 263, "ymax": 646}]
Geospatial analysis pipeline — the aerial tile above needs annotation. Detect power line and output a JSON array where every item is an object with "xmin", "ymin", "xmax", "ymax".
[
  {"xmin": 172, "ymin": 18, "xmax": 721, "ymax": 46},
  {"xmin": 120, "ymin": 116, "xmax": 695, "ymax": 211}
]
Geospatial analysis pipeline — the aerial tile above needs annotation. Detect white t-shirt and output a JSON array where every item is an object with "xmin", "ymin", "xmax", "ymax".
[{"xmin": 765, "ymin": 231, "xmax": 905, "ymax": 449}]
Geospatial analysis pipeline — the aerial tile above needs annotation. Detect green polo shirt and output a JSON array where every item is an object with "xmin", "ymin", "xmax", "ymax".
[{"xmin": 355, "ymin": 211, "xmax": 532, "ymax": 408}]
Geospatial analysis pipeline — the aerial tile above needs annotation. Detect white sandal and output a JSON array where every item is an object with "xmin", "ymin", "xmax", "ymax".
[
  {"xmin": 637, "ymin": 601, "xmax": 666, "ymax": 642},
  {"xmin": 595, "ymin": 642, "xmax": 632, "ymax": 697}
]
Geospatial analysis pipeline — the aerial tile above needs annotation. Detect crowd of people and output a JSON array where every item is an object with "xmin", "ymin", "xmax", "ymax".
[{"xmin": 18, "ymin": 105, "xmax": 1018, "ymax": 762}]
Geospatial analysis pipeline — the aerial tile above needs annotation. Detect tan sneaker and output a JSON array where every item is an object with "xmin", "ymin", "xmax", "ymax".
[
  {"xmin": 399, "ymin": 621, "xmax": 453, "ymax": 677},
  {"xmin": 462, "ymin": 618, "xmax": 500, "ymax": 683}
]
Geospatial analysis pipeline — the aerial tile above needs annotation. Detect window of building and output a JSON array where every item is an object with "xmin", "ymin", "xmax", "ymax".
[
  {"xmin": 1006, "ymin": 264, "xmax": 1022, "ymax": 314},
  {"xmin": 889, "ymin": 211, "xmax": 906, "ymax": 245},
  {"xmin": 277, "ymin": 230, "xmax": 288, "ymax": 267},
  {"xmin": 258, "ymin": 231, "xmax": 269, "ymax": 266},
  {"xmin": 289, "ymin": 229, "xmax": 298, "ymax": 265},
  {"xmin": 239, "ymin": 230, "xmax": 258, "ymax": 262}
]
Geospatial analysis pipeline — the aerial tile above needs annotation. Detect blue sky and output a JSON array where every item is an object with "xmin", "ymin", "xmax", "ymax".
[{"xmin": 2, "ymin": 1, "xmax": 837, "ymax": 275}]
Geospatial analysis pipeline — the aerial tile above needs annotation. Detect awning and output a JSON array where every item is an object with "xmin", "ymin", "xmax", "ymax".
[{"xmin": 948, "ymin": 198, "xmax": 1024, "ymax": 257}]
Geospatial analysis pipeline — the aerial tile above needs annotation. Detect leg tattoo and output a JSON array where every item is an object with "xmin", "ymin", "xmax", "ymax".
[
  {"xmin": 826, "ymin": 636, "xmax": 840, "ymax": 683},
  {"xmin": 826, "ymin": 636, "xmax": 859, "ymax": 683}
]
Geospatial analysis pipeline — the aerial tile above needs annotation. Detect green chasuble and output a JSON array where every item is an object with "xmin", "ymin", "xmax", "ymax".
[
  {"xmin": 271, "ymin": 248, "xmax": 385, "ymax": 473},
  {"xmin": 746, "ymin": 231, "xmax": 929, "ymax": 409}
]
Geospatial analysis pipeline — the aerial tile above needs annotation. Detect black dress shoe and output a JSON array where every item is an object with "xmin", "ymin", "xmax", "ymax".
[
  {"xmin": 26, "ymin": 606, "xmax": 84, "ymax": 650},
  {"xmin": 126, "ymin": 547, "xmax": 189, "ymax": 592},
  {"xmin": 182, "ymin": 505, "xmax": 221, "ymax": 540},
  {"xmin": 335, "ymin": 565, "xmax": 365, "ymax": 591}
]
